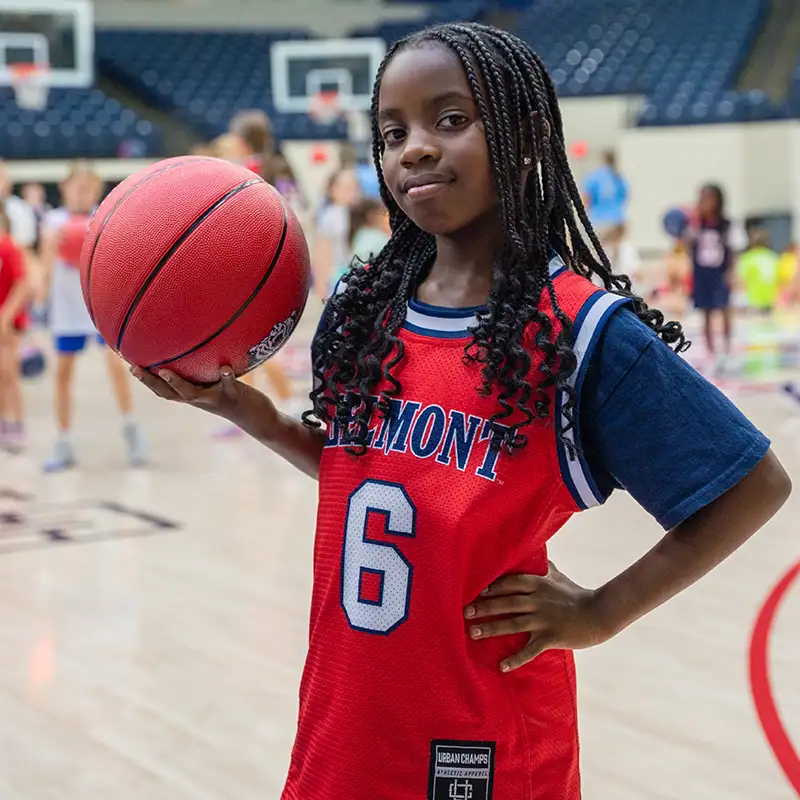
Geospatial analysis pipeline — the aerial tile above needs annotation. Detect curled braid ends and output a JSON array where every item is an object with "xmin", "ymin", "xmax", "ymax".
[{"xmin": 307, "ymin": 21, "xmax": 685, "ymax": 458}]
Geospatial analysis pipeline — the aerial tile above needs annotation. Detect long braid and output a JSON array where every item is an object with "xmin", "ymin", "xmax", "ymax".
[{"xmin": 307, "ymin": 22, "xmax": 686, "ymax": 456}]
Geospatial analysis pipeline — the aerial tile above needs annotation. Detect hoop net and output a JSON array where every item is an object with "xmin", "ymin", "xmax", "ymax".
[
  {"xmin": 10, "ymin": 64, "xmax": 50, "ymax": 111},
  {"xmin": 309, "ymin": 90, "xmax": 343, "ymax": 126}
]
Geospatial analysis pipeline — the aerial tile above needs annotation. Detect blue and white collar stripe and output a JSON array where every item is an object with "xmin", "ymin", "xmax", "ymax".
[{"xmin": 403, "ymin": 254, "xmax": 567, "ymax": 338}]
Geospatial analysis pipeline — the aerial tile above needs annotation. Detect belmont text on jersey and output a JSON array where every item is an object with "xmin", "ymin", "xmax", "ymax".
[{"xmin": 324, "ymin": 395, "xmax": 512, "ymax": 482}]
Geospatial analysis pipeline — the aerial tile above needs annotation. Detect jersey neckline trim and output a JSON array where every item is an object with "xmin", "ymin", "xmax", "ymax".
[{"xmin": 403, "ymin": 255, "xmax": 567, "ymax": 339}]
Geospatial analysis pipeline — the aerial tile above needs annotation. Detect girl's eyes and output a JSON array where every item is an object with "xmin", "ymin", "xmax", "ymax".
[
  {"xmin": 439, "ymin": 113, "xmax": 469, "ymax": 128},
  {"xmin": 382, "ymin": 128, "xmax": 405, "ymax": 145},
  {"xmin": 380, "ymin": 113, "xmax": 471, "ymax": 146}
]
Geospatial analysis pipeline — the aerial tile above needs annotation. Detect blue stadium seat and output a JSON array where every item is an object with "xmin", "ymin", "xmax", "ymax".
[
  {"xmin": 0, "ymin": 86, "xmax": 161, "ymax": 159},
  {"xmin": 512, "ymin": 0, "xmax": 776, "ymax": 126},
  {"xmin": 95, "ymin": 29, "xmax": 348, "ymax": 142}
]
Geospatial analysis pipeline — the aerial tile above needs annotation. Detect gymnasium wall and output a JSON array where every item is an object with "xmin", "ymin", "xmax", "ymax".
[
  {"xmin": 92, "ymin": 0, "xmax": 429, "ymax": 36},
  {"xmin": 618, "ymin": 120, "xmax": 800, "ymax": 253},
  {"xmin": 553, "ymin": 95, "xmax": 800, "ymax": 253},
  {"xmin": 8, "ymin": 105, "xmax": 800, "ymax": 256}
]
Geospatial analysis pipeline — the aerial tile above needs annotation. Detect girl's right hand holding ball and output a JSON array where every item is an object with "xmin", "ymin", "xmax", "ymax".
[
  {"xmin": 131, "ymin": 364, "xmax": 324, "ymax": 480},
  {"xmin": 131, "ymin": 365, "xmax": 278, "ymax": 432}
]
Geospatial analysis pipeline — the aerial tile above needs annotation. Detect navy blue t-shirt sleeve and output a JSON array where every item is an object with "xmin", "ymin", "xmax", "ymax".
[{"xmin": 579, "ymin": 308, "xmax": 771, "ymax": 530}]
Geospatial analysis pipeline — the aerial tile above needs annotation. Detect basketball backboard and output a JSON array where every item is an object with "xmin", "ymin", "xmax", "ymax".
[
  {"xmin": 0, "ymin": 0, "xmax": 93, "ymax": 88},
  {"xmin": 270, "ymin": 37, "xmax": 386, "ymax": 116}
]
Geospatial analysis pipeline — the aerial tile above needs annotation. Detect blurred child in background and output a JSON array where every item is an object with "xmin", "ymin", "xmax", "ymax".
[
  {"xmin": 39, "ymin": 162, "xmax": 147, "ymax": 471},
  {"xmin": 738, "ymin": 228, "xmax": 779, "ymax": 315},
  {"xmin": 313, "ymin": 167, "xmax": 362, "ymax": 299},
  {"xmin": 651, "ymin": 239, "xmax": 691, "ymax": 316},
  {"xmin": 685, "ymin": 184, "xmax": 744, "ymax": 371},
  {"xmin": 0, "ymin": 207, "xmax": 30, "ymax": 452},
  {"xmin": 777, "ymin": 242, "xmax": 798, "ymax": 306},
  {"xmin": 228, "ymin": 110, "xmax": 305, "ymax": 209},
  {"xmin": 349, "ymin": 197, "xmax": 391, "ymax": 267},
  {"xmin": 600, "ymin": 223, "xmax": 640, "ymax": 286}
]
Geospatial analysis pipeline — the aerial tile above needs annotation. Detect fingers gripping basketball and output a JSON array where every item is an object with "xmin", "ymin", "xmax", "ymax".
[{"xmin": 79, "ymin": 156, "xmax": 311, "ymax": 384}]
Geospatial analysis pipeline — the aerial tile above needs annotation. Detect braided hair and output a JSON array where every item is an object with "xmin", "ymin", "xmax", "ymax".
[{"xmin": 305, "ymin": 22, "xmax": 686, "ymax": 455}]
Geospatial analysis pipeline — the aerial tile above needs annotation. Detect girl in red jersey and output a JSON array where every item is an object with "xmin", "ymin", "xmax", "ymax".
[
  {"xmin": 134, "ymin": 23, "xmax": 791, "ymax": 799},
  {"xmin": 0, "ymin": 207, "xmax": 30, "ymax": 452}
]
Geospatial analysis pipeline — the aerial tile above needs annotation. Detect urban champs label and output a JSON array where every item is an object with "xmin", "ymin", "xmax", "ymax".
[{"xmin": 428, "ymin": 740, "xmax": 495, "ymax": 800}]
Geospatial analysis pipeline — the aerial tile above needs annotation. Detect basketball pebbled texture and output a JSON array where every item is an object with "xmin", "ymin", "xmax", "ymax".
[{"xmin": 80, "ymin": 156, "xmax": 310, "ymax": 383}]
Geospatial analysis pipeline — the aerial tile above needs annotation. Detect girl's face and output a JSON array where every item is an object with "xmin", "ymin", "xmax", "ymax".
[
  {"xmin": 330, "ymin": 169, "xmax": 361, "ymax": 206},
  {"xmin": 61, "ymin": 173, "xmax": 102, "ymax": 214},
  {"xmin": 22, "ymin": 183, "xmax": 45, "ymax": 207},
  {"xmin": 213, "ymin": 134, "xmax": 248, "ymax": 162},
  {"xmin": 698, "ymin": 187, "xmax": 720, "ymax": 219},
  {"xmin": 377, "ymin": 43, "xmax": 498, "ymax": 236}
]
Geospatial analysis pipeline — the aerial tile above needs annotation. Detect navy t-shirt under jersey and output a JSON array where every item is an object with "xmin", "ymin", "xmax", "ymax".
[{"xmin": 580, "ymin": 306, "xmax": 769, "ymax": 528}]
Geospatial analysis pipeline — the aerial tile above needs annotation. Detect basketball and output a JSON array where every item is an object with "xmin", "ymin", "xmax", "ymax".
[
  {"xmin": 662, "ymin": 207, "xmax": 689, "ymax": 239},
  {"xmin": 58, "ymin": 214, "xmax": 91, "ymax": 268},
  {"xmin": 78, "ymin": 156, "xmax": 310, "ymax": 383}
]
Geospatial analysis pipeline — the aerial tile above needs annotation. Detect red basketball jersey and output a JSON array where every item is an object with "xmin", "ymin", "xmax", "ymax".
[{"xmin": 282, "ymin": 259, "xmax": 629, "ymax": 800}]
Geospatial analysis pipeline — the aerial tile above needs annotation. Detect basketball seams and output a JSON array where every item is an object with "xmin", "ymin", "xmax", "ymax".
[
  {"xmin": 143, "ymin": 183, "xmax": 292, "ymax": 371},
  {"xmin": 115, "ymin": 177, "xmax": 264, "ymax": 352},
  {"xmin": 83, "ymin": 157, "xmax": 210, "ymax": 327}
]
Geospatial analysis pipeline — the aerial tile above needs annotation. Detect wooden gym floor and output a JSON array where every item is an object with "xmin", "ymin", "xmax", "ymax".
[{"xmin": 0, "ymin": 306, "xmax": 798, "ymax": 799}]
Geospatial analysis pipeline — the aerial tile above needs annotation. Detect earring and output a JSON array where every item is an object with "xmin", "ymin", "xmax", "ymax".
[{"xmin": 523, "ymin": 156, "xmax": 533, "ymax": 166}]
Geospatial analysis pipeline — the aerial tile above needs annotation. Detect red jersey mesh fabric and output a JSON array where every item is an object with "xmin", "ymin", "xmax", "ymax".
[{"xmin": 282, "ymin": 270, "xmax": 603, "ymax": 800}]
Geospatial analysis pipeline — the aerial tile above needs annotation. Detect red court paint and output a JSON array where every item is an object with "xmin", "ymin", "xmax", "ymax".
[{"xmin": 749, "ymin": 560, "xmax": 800, "ymax": 795}]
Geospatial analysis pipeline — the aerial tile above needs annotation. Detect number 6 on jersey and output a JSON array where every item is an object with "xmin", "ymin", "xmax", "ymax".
[{"xmin": 341, "ymin": 480, "xmax": 417, "ymax": 635}]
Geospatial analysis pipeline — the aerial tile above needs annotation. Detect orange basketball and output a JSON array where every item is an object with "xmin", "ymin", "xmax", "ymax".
[
  {"xmin": 78, "ymin": 156, "xmax": 311, "ymax": 383},
  {"xmin": 58, "ymin": 214, "xmax": 91, "ymax": 268}
]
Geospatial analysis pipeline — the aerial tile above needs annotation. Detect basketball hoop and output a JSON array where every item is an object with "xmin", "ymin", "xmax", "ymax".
[
  {"xmin": 309, "ymin": 90, "xmax": 343, "ymax": 126},
  {"xmin": 10, "ymin": 64, "xmax": 50, "ymax": 111}
]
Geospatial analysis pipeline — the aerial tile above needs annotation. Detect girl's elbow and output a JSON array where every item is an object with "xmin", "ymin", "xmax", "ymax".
[{"xmin": 761, "ymin": 449, "xmax": 792, "ymax": 511}]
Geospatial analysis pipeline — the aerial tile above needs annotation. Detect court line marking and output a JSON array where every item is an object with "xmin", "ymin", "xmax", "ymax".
[{"xmin": 749, "ymin": 559, "xmax": 800, "ymax": 795}]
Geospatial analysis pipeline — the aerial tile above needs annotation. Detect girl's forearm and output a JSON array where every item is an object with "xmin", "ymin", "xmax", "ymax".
[
  {"xmin": 259, "ymin": 411, "xmax": 325, "ymax": 480},
  {"xmin": 593, "ymin": 449, "xmax": 790, "ymax": 638},
  {"xmin": 233, "ymin": 392, "xmax": 325, "ymax": 480}
]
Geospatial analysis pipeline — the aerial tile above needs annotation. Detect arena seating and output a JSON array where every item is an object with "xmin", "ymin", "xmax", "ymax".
[
  {"xmin": 4, "ymin": 0, "xmax": 795, "ymax": 160},
  {"xmin": 513, "ymin": 0, "xmax": 775, "ymax": 126},
  {"xmin": 96, "ymin": 4, "xmax": 485, "ymax": 145},
  {"xmin": 0, "ymin": 85, "xmax": 161, "ymax": 160},
  {"xmin": 95, "ymin": 29, "xmax": 347, "ymax": 144}
]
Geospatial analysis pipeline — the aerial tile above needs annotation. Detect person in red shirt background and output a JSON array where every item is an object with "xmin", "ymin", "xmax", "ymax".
[{"xmin": 0, "ymin": 206, "xmax": 30, "ymax": 452}]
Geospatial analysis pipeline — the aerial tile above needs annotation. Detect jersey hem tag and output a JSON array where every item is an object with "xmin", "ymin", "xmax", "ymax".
[{"xmin": 428, "ymin": 739, "xmax": 496, "ymax": 800}]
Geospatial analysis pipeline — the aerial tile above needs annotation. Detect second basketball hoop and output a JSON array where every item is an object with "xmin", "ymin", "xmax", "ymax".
[
  {"xmin": 309, "ymin": 90, "xmax": 343, "ymax": 127},
  {"xmin": 10, "ymin": 63, "xmax": 50, "ymax": 110}
]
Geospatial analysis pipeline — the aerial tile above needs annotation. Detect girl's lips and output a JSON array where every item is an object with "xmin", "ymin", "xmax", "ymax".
[{"xmin": 405, "ymin": 181, "xmax": 450, "ymax": 200}]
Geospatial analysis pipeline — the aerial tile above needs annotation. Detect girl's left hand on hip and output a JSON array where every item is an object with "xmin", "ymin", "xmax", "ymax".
[{"xmin": 464, "ymin": 562, "xmax": 608, "ymax": 673}]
